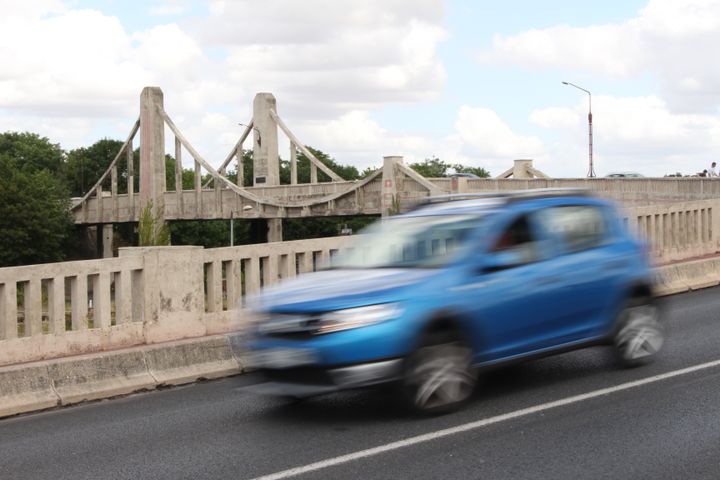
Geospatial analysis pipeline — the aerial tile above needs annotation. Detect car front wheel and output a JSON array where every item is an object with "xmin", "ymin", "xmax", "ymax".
[
  {"xmin": 613, "ymin": 300, "xmax": 664, "ymax": 367},
  {"xmin": 402, "ymin": 338, "xmax": 477, "ymax": 414}
]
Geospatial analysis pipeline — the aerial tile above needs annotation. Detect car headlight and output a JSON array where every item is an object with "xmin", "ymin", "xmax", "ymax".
[{"xmin": 316, "ymin": 303, "xmax": 403, "ymax": 334}]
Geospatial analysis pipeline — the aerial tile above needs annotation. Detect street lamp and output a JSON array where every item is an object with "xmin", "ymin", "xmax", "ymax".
[{"xmin": 562, "ymin": 81, "xmax": 595, "ymax": 177}]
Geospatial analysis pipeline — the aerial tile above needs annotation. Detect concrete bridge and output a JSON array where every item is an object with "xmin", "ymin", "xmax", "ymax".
[{"xmin": 72, "ymin": 87, "xmax": 720, "ymax": 255}]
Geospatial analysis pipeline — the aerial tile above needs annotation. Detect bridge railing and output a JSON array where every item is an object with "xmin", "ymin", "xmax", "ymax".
[{"xmin": 0, "ymin": 238, "xmax": 351, "ymax": 367}]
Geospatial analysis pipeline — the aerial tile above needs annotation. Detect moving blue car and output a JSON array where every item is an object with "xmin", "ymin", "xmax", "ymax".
[{"xmin": 244, "ymin": 189, "xmax": 663, "ymax": 414}]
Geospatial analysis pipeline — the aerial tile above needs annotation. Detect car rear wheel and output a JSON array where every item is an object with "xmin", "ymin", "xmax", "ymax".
[
  {"xmin": 402, "ymin": 337, "xmax": 476, "ymax": 414},
  {"xmin": 613, "ymin": 300, "xmax": 663, "ymax": 367}
]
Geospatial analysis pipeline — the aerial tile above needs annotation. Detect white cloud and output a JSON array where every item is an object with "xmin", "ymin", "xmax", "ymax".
[
  {"xmin": 533, "ymin": 94, "xmax": 720, "ymax": 176},
  {"xmin": 208, "ymin": 0, "xmax": 447, "ymax": 115},
  {"xmin": 0, "ymin": 0, "xmax": 448, "ymax": 165},
  {"xmin": 479, "ymin": 0, "xmax": 720, "ymax": 114},
  {"xmin": 293, "ymin": 110, "xmax": 433, "ymax": 169},
  {"xmin": 454, "ymin": 106, "xmax": 545, "ymax": 161}
]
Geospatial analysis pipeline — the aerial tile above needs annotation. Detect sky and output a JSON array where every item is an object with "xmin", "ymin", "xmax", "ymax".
[{"xmin": 2, "ymin": 0, "xmax": 720, "ymax": 178}]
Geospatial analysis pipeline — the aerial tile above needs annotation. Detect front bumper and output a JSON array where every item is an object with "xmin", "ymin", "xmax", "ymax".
[{"xmin": 245, "ymin": 359, "xmax": 403, "ymax": 398}]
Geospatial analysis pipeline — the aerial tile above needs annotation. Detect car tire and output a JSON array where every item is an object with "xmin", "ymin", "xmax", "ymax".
[
  {"xmin": 612, "ymin": 298, "xmax": 664, "ymax": 368},
  {"xmin": 401, "ymin": 334, "xmax": 477, "ymax": 415}
]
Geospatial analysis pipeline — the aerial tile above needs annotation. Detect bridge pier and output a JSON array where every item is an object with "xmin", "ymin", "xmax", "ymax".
[
  {"xmin": 267, "ymin": 218, "xmax": 282, "ymax": 243},
  {"xmin": 102, "ymin": 224, "xmax": 114, "ymax": 258}
]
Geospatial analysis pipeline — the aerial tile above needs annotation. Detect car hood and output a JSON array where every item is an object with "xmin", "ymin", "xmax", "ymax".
[{"xmin": 256, "ymin": 268, "xmax": 437, "ymax": 313}]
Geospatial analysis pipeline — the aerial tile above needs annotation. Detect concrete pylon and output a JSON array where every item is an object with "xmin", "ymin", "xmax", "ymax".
[
  {"xmin": 495, "ymin": 159, "xmax": 550, "ymax": 179},
  {"xmin": 252, "ymin": 93, "xmax": 279, "ymax": 187},
  {"xmin": 382, "ymin": 156, "xmax": 402, "ymax": 217},
  {"xmin": 139, "ymin": 87, "xmax": 166, "ymax": 220},
  {"xmin": 252, "ymin": 93, "xmax": 282, "ymax": 242}
]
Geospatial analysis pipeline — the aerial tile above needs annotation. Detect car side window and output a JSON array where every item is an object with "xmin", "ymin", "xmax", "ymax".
[
  {"xmin": 491, "ymin": 214, "xmax": 538, "ymax": 264},
  {"xmin": 535, "ymin": 206, "xmax": 607, "ymax": 254}
]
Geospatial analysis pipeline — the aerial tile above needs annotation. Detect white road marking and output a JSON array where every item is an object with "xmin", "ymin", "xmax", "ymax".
[{"xmin": 249, "ymin": 358, "xmax": 720, "ymax": 480}]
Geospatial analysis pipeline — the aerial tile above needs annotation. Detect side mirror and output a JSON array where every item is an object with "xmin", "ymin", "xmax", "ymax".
[{"xmin": 482, "ymin": 249, "xmax": 525, "ymax": 273}]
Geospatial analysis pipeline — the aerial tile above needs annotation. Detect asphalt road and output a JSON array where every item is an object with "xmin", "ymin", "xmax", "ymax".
[{"xmin": 2, "ymin": 287, "xmax": 720, "ymax": 480}]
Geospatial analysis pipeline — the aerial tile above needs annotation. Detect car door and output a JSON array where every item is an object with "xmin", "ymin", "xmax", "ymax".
[
  {"xmin": 531, "ymin": 204, "xmax": 625, "ymax": 340},
  {"xmin": 456, "ymin": 212, "xmax": 576, "ymax": 362}
]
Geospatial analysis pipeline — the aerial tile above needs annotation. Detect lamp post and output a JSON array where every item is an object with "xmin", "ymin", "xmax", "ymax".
[{"xmin": 562, "ymin": 81, "xmax": 595, "ymax": 177}]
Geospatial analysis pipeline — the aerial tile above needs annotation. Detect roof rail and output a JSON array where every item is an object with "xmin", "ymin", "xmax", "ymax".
[
  {"xmin": 418, "ymin": 193, "xmax": 511, "ymax": 205},
  {"xmin": 504, "ymin": 187, "xmax": 592, "ymax": 201},
  {"xmin": 417, "ymin": 188, "xmax": 592, "ymax": 207}
]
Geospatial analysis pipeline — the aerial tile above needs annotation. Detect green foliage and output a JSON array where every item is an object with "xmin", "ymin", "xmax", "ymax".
[
  {"xmin": 280, "ymin": 146, "xmax": 360, "ymax": 183},
  {"xmin": 409, "ymin": 156, "xmax": 490, "ymax": 178},
  {"xmin": 0, "ymin": 132, "xmax": 66, "ymax": 176},
  {"xmin": 0, "ymin": 156, "xmax": 72, "ymax": 266},
  {"xmin": 169, "ymin": 219, "xmax": 241, "ymax": 248},
  {"xmin": 282, "ymin": 216, "xmax": 378, "ymax": 241},
  {"xmin": 138, "ymin": 201, "xmax": 170, "ymax": 246},
  {"xmin": 66, "ymin": 138, "xmax": 128, "ymax": 197},
  {"xmin": 454, "ymin": 164, "xmax": 491, "ymax": 178}
]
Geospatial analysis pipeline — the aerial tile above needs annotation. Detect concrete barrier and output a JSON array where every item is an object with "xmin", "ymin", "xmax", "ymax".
[
  {"xmin": 144, "ymin": 336, "xmax": 241, "ymax": 386},
  {"xmin": 656, "ymin": 257, "xmax": 720, "ymax": 296},
  {"xmin": 48, "ymin": 350, "xmax": 157, "ymax": 405},
  {"xmin": 0, "ymin": 364, "xmax": 58, "ymax": 418}
]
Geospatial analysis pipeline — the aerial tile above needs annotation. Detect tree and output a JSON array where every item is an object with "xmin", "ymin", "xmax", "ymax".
[
  {"xmin": 408, "ymin": 157, "xmax": 490, "ymax": 178},
  {"xmin": 65, "ymin": 139, "xmax": 144, "ymax": 197},
  {"xmin": 0, "ymin": 156, "xmax": 73, "ymax": 266},
  {"xmin": 0, "ymin": 132, "xmax": 66, "ymax": 176}
]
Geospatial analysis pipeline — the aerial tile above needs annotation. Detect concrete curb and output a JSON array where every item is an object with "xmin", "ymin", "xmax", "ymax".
[
  {"xmin": 0, "ymin": 257, "xmax": 718, "ymax": 420},
  {"xmin": 0, "ymin": 334, "xmax": 243, "ymax": 419}
]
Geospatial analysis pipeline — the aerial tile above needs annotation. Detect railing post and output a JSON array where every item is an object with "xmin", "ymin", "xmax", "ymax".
[{"xmin": 119, "ymin": 246, "xmax": 205, "ymax": 343}]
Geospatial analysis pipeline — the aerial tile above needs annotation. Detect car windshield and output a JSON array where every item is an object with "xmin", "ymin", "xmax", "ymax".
[{"xmin": 331, "ymin": 214, "xmax": 485, "ymax": 269}]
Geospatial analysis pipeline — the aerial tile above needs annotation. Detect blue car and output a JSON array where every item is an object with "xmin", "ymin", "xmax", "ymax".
[{"xmin": 245, "ymin": 190, "xmax": 663, "ymax": 414}]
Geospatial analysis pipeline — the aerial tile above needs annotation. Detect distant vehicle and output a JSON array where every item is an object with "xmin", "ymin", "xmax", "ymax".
[
  {"xmin": 243, "ymin": 190, "xmax": 663, "ymax": 414},
  {"xmin": 450, "ymin": 172, "xmax": 481, "ymax": 179},
  {"xmin": 606, "ymin": 172, "xmax": 645, "ymax": 178}
]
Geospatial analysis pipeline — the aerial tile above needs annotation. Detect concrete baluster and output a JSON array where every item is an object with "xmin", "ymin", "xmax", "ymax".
[
  {"xmin": 245, "ymin": 256, "xmax": 261, "ymax": 295},
  {"xmin": 24, "ymin": 279, "xmax": 42, "ymax": 337},
  {"xmin": 225, "ymin": 260, "xmax": 242, "ymax": 309},
  {"xmin": 71, "ymin": 274, "xmax": 88, "ymax": 331},
  {"xmin": 0, "ymin": 282, "xmax": 17, "ymax": 340},
  {"xmin": 48, "ymin": 276, "xmax": 65, "ymax": 335},
  {"xmin": 116, "ymin": 270, "xmax": 132, "ymax": 325},
  {"xmin": 266, "ymin": 255, "xmax": 279, "ymax": 286},
  {"xmin": 205, "ymin": 261, "xmax": 222, "ymax": 313},
  {"xmin": 93, "ymin": 272, "xmax": 111, "ymax": 328}
]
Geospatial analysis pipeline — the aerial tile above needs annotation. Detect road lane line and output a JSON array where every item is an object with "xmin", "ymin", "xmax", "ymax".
[{"xmin": 249, "ymin": 358, "xmax": 720, "ymax": 480}]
